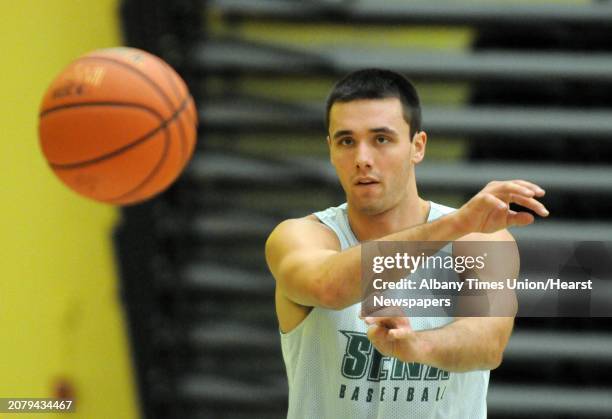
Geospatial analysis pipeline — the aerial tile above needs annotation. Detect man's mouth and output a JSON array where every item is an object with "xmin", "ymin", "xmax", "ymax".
[{"xmin": 355, "ymin": 177, "xmax": 380, "ymax": 186}]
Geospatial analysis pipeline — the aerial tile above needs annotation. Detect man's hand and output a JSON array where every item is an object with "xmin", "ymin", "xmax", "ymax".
[
  {"xmin": 364, "ymin": 315, "xmax": 428, "ymax": 363},
  {"xmin": 365, "ymin": 315, "xmax": 513, "ymax": 371},
  {"xmin": 454, "ymin": 180, "xmax": 548, "ymax": 235}
]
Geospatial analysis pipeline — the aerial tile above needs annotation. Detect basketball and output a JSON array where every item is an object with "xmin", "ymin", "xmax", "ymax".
[{"xmin": 38, "ymin": 47, "xmax": 197, "ymax": 205}]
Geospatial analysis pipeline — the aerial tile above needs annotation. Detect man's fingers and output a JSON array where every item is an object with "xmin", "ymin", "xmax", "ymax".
[
  {"xmin": 487, "ymin": 180, "xmax": 547, "ymax": 200},
  {"xmin": 488, "ymin": 182, "xmax": 535, "ymax": 198},
  {"xmin": 367, "ymin": 324, "xmax": 388, "ymax": 342},
  {"xmin": 389, "ymin": 328, "xmax": 411, "ymax": 340},
  {"xmin": 511, "ymin": 180, "xmax": 546, "ymax": 197},
  {"xmin": 486, "ymin": 202, "xmax": 511, "ymax": 227},
  {"xmin": 507, "ymin": 211, "xmax": 535, "ymax": 227},
  {"xmin": 483, "ymin": 193, "xmax": 508, "ymax": 210},
  {"xmin": 461, "ymin": 179, "xmax": 549, "ymax": 234},
  {"xmin": 509, "ymin": 194, "xmax": 549, "ymax": 217},
  {"xmin": 364, "ymin": 316, "xmax": 412, "ymax": 331},
  {"xmin": 365, "ymin": 316, "xmax": 397, "ymax": 328}
]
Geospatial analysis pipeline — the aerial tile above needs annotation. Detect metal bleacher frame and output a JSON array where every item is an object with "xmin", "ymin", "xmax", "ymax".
[{"xmin": 116, "ymin": 1, "xmax": 612, "ymax": 418}]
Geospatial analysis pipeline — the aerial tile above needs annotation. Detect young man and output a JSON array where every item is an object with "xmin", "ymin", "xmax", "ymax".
[{"xmin": 265, "ymin": 69, "xmax": 549, "ymax": 418}]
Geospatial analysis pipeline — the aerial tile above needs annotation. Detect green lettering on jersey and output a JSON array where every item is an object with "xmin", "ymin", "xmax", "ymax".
[
  {"xmin": 390, "ymin": 359, "xmax": 423, "ymax": 380},
  {"xmin": 424, "ymin": 366, "xmax": 451, "ymax": 381},
  {"xmin": 393, "ymin": 386, "xmax": 400, "ymax": 401},
  {"xmin": 366, "ymin": 388, "xmax": 374, "ymax": 402},
  {"xmin": 406, "ymin": 387, "xmax": 414, "ymax": 401},
  {"xmin": 421, "ymin": 387, "xmax": 429, "ymax": 401},
  {"xmin": 367, "ymin": 349, "xmax": 390, "ymax": 382},
  {"xmin": 340, "ymin": 331, "xmax": 372, "ymax": 379}
]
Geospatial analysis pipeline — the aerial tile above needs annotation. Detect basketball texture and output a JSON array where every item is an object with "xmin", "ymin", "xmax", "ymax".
[{"xmin": 38, "ymin": 47, "xmax": 198, "ymax": 205}]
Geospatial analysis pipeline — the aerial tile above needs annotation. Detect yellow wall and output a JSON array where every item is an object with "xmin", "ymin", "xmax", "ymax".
[{"xmin": 1, "ymin": 1, "xmax": 139, "ymax": 418}]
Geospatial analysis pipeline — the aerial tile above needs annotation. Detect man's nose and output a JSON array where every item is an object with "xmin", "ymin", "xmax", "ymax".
[{"xmin": 355, "ymin": 143, "xmax": 374, "ymax": 170}]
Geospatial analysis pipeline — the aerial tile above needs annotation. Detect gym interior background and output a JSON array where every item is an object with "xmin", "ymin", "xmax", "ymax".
[{"xmin": 2, "ymin": 0, "xmax": 611, "ymax": 418}]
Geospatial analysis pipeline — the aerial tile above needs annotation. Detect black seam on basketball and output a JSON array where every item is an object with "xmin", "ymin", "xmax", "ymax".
[
  {"xmin": 82, "ymin": 55, "xmax": 189, "ymax": 165},
  {"xmin": 40, "ymin": 101, "xmax": 162, "ymax": 118},
  {"xmin": 106, "ymin": 121, "xmax": 172, "ymax": 203},
  {"xmin": 49, "ymin": 98, "xmax": 189, "ymax": 169},
  {"xmin": 80, "ymin": 55, "xmax": 177, "ymax": 114}
]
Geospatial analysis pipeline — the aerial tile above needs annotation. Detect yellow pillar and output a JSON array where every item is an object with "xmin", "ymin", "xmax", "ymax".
[{"xmin": 0, "ymin": 1, "xmax": 140, "ymax": 418}]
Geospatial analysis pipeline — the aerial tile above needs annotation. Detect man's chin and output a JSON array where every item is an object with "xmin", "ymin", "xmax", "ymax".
[{"xmin": 352, "ymin": 200, "xmax": 386, "ymax": 216}]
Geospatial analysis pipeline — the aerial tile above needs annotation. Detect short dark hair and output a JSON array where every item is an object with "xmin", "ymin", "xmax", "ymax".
[{"xmin": 325, "ymin": 69, "xmax": 422, "ymax": 140}]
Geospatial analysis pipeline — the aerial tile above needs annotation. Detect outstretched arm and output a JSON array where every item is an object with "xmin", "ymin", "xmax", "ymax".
[{"xmin": 266, "ymin": 179, "xmax": 547, "ymax": 311}]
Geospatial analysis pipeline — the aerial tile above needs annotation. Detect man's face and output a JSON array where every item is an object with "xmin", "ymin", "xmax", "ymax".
[{"xmin": 327, "ymin": 97, "xmax": 425, "ymax": 215}]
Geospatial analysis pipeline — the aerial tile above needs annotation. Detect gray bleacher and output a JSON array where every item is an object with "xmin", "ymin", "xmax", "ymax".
[{"xmin": 117, "ymin": 1, "xmax": 612, "ymax": 418}]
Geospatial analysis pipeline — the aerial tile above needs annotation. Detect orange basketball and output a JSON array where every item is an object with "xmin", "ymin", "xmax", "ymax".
[{"xmin": 38, "ymin": 47, "xmax": 198, "ymax": 205}]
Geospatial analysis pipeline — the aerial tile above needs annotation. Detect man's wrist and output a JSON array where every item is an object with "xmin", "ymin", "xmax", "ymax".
[
  {"xmin": 447, "ymin": 210, "xmax": 473, "ymax": 239},
  {"xmin": 411, "ymin": 332, "xmax": 435, "ymax": 365},
  {"xmin": 395, "ymin": 331, "xmax": 435, "ymax": 366}
]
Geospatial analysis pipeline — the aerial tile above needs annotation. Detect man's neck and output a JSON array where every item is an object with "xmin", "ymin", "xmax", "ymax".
[{"xmin": 347, "ymin": 196, "xmax": 431, "ymax": 242}]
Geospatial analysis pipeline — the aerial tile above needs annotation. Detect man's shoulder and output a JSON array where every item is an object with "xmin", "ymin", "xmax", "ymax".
[
  {"xmin": 271, "ymin": 215, "xmax": 328, "ymax": 235},
  {"xmin": 266, "ymin": 214, "xmax": 340, "ymax": 250},
  {"xmin": 270, "ymin": 200, "xmax": 347, "ymax": 239},
  {"xmin": 312, "ymin": 202, "xmax": 347, "ymax": 220}
]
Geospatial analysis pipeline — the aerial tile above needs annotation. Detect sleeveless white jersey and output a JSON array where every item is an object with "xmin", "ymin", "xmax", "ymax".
[{"xmin": 280, "ymin": 201, "xmax": 489, "ymax": 419}]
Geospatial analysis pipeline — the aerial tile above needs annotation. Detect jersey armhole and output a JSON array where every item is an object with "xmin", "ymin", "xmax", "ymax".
[{"xmin": 279, "ymin": 303, "xmax": 316, "ymax": 338}]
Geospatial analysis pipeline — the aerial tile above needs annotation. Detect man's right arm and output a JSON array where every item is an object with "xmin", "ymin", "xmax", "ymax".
[
  {"xmin": 266, "ymin": 180, "xmax": 548, "ymax": 311},
  {"xmin": 266, "ymin": 209, "xmax": 468, "ymax": 310}
]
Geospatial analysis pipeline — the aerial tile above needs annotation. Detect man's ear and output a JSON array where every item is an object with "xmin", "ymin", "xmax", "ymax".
[{"xmin": 411, "ymin": 131, "xmax": 427, "ymax": 164}]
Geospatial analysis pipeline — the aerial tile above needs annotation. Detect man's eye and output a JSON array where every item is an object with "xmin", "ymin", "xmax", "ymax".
[
  {"xmin": 340, "ymin": 138, "xmax": 354, "ymax": 146},
  {"xmin": 376, "ymin": 136, "xmax": 389, "ymax": 144}
]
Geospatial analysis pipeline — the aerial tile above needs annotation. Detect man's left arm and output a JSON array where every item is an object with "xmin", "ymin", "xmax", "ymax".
[{"xmin": 365, "ymin": 230, "xmax": 519, "ymax": 373}]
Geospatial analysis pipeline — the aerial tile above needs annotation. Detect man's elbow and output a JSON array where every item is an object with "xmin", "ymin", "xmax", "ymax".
[
  {"xmin": 488, "ymin": 349, "xmax": 504, "ymax": 370},
  {"xmin": 309, "ymin": 259, "xmax": 353, "ymax": 310},
  {"xmin": 487, "ymin": 337, "xmax": 509, "ymax": 370},
  {"xmin": 481, "ymin": 315, "xmax": 514, "ymax": 371},
  {"xmin": 316, "ymin": 280, "xmax": 351, "ymax": 310}
]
